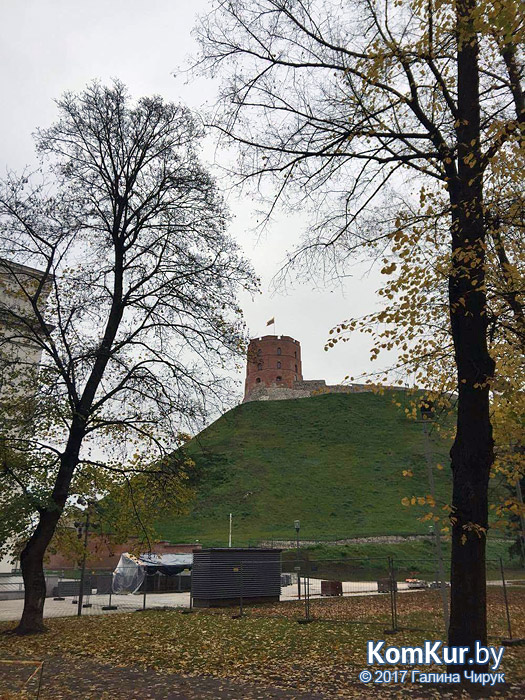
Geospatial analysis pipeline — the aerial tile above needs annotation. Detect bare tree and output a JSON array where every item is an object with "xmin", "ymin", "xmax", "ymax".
[
  {"xmin": 0, "ymin": 80, "xmax": 254, "ymax": 634},
  {"xmin": 193, "ymin": 0, "xmax": 524, "ymax": 668}
]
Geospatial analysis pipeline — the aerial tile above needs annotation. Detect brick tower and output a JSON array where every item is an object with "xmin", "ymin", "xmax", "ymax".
[{"xmin": 244, "ymin": 335, "xmax": 303, "ymax": 401}]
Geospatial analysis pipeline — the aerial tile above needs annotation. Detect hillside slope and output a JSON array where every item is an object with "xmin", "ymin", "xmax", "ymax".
[{"xmin": 158, "ymin": 392, "xmax": 457, "ymax": 546}]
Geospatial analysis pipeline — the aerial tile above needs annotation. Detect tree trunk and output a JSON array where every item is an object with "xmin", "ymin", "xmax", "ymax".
[
  {"xmin": 447, "ymin": 0, "xmax": 495, "ymax": 675},
  {"xmin": 14, "ymin": 434, "xmax": 84, "ymax": 635},
  {"xmin": 15, "ymin": 509, "xmax": 62, "ymax": 634}
]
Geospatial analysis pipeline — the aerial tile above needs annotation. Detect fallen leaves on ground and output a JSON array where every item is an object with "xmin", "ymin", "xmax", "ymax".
[{"xmin": 0, "ymin": 588, "xmax": 523, "ymax": 698}]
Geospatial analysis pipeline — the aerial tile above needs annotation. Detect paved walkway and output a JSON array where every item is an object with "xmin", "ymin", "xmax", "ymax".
[
  {"xmin": 1, "ymin": 655, "xmax": 327, "ymax": 699},
  {"xmin": 4, "ymin": 655, "xmax": 525, "ymax": 699},
  {"xmin": 0, "ymin": 590, "xmax": 190, "ymax": 622}
]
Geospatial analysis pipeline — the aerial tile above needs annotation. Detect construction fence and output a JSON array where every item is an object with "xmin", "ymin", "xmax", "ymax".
[
  {"xmin": 0, "ymin": 556, "xmax": 523, "ymax": 643},
  {"xmin": 277, "ymin": 557, "xmax": 523, "ymax": 643}
]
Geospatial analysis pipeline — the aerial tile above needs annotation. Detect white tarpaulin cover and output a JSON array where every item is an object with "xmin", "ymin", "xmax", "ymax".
[{"xmin": 112, "ymin": 552, "xmax": 193, "ymax": 594}]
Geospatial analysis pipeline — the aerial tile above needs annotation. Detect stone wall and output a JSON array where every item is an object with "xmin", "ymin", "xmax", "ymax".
[
  {"xmin": 243, "ymin": 379, "xmax": 400, "ymax": 403},
  {"xmin": 245, "ymin": 385, "xmax": 312, "ymax": 402},
  {"xmin": 292, "ymin": 379, "xmax": 327, "ymax": 391}
]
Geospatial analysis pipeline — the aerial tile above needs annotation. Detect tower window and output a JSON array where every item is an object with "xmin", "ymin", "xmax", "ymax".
[
  {"xmin": 277, "ymin": 361, "xmax": 281, "ymax": 369},
  {"xmin": 257, "ymin": 362, "xmax": 262, "ymax": 371},
  {"xmin": 277, "ymin": 347, "xmax": 281, "ymax": 355},
  {"xmin": 276, "ymin": 376, "xmax": 282, "ymax": 382},
  {"xmin": 295, "ymin": 364, "xmax": 298, "ymax": 372},
  {"xmin": 295, "ymin": 375, "xmax": 298, "ymax": 381},
  {"xmin": 294, "ymin": 351, "xmax": 297, "ymax": 358},
  {"xmin": 256, "ymin": 377, "xmax": 261, "ymax": 383}
]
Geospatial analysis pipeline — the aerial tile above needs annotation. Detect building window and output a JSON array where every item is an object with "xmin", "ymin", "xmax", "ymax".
[
  {"xmin": 256, "ymin": 377, "xmax": 261, "ymax": 383},
  {"xmin": 257, "ymin": 349, "xmax": 262, "ymax": 356},
  {"xmin": 295, "ymin": 375, "xmax": 298, "ymax": 381},
  {"xmin": 277, "ymin": 347, "xmax": 281, "ymax": 355},
  {"xmin": 276, "ymin": 376, "xmax": 282, "ymax": 382},
  {"xmin": 277, "ymin": 361, "xmax": 281, "ymax": 369},
  {"xmin": 257, "ymin": 362, "xmax": 262, "ymax": 371},
  {"xmin": 294, "ymin": 351, "xmax": 297, "ymax": 358},
  {"xmin": 295, "ymin": 364, "xmax": 298, "ymax": 372}
]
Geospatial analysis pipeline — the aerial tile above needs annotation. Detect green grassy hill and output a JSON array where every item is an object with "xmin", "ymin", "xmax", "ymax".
[{"xmin": 158, "ymin": 392, "xmax": 457, "ymax": 546}]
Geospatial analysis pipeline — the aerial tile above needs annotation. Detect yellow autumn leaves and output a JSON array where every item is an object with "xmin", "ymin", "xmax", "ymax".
[{"xmin": 401, "ymin": 494, "xmax": 436, "ymax": 507}]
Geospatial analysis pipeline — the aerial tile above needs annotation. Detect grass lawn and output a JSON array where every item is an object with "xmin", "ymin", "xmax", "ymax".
[
  {"xmin": 158, "ymin": 392, "xmax": 511, "ymax": 546},
  {"xmin": 1, "ymin": 589, "xmax": 524, "ymax": 698},
  {"xmin": 159, "ymin": 392, "xmax": 457, "ymax": 544}
]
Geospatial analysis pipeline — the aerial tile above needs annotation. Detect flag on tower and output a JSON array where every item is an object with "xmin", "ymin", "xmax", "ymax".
[{"xmin": 266, "ymin": 317, "xmax": 275, "ymax": 326}]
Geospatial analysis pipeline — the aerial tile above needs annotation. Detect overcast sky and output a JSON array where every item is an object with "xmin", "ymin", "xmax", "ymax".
[{"xmin": 0, "ymin": 0, "xmax": 393, "ymax": 394}]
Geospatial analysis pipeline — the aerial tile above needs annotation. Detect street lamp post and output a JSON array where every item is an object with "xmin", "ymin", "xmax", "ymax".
[
  {"xmin": 294, "ymin": 520, "xmax": 301, "ymax": 600},
  {"xmin": 75, "ymin": 499, "xmax": 99, "ymax": 616},
  {"xmin": 76, "ymin": 505, "xmax": 91, "ymax": 616}
]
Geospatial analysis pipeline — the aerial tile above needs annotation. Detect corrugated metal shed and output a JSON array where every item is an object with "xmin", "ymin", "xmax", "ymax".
[{"xmin": 191, "ymin": 548, "xmax": 282, "ymax": 607}]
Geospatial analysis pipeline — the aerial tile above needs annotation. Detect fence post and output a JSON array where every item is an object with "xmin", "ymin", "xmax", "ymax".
[
  {"xmin": 83, "ymin": 570, "xmax": 93, "ymax": 609},
  {"xmin": 183, "ymin": 570, "xmax": 194, "ymax": 614},
  {"xmin": 76, "ymin": 506, "xmax": 92, "ymax": 616},
  {"xmin": 233, "ymin": 561, "xmax": 244, "ymax": 618},
  {"xmin": 102, "ymin": 572, "xmax": 117, "ymax": 611},
  {"xmin": 298, "ymin": 559, "xmax": 313, "ymax": 624},
  {"xmin": 53, "ymin": 569, "xmax": 65, "ymax": 601},
  {"xmin": 500, "ymin": 557, "xmax": 512, "ymax": 641},
  {"xmin": 387, "ymin": 556, "xmax": 398, "ymax": 633},
  {"xmin": 142, "ymin": 577, "xmax": 147, "ymax": 611},
  {"xmin": 303, "ymin": 560, "xmax": 309, "ymax": 620},
  {"xmin": 305, "ymin": 559, "xmax": 311, "ymax": 621},
  {"xmin": 239, "ymin": 561, "xmax": 244, "ymax": 617},
  {"xmin": 77, "ymin": 565, "xmax": 86, "ymax": 617}
]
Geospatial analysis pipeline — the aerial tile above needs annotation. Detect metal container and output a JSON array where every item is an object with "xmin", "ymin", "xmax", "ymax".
[
  {"xmin": 321, "ymin": 580, "xmax": 343, "ymax": 596},
  {"xmin": 191, "ymin": 548, "xmax": 282, "ymax": 608}
]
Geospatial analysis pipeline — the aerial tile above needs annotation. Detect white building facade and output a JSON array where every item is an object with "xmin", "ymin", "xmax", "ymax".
[{"xmin": 0, "ymin": 259, "xmax": 52, "ymax": 573}]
